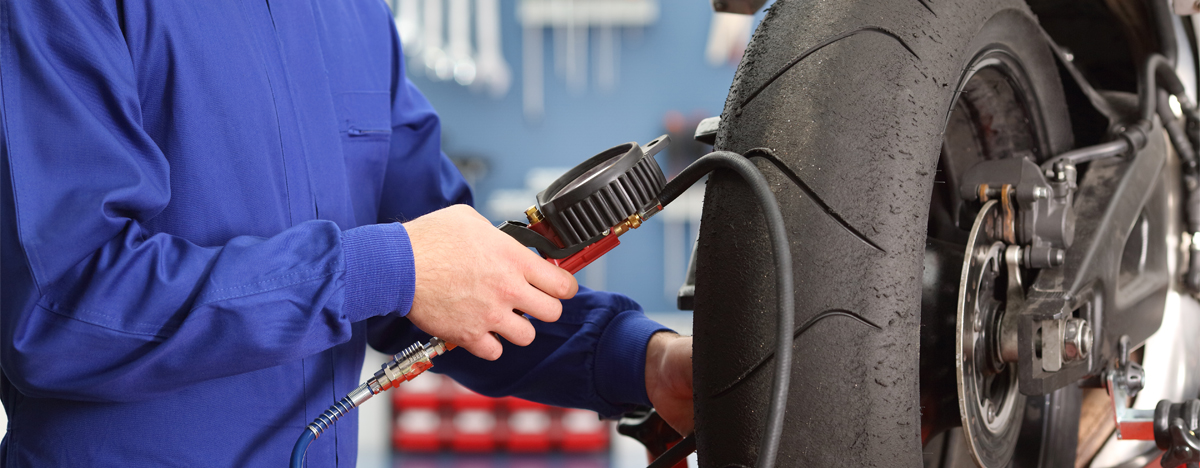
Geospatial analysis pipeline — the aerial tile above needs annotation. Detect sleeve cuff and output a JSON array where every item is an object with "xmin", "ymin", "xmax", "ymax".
[
  {"xmin": 340, "ymin": 222, "xmax": 416, "ymax": 323},
  {"xmin": 594, "ymin": 310, "xmax": 672, "ymax": 408}
]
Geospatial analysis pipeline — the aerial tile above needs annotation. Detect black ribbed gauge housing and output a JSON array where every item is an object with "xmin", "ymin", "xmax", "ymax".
[{"xmin": 536, "ymin": 136, "xmax": 669, "ymax": 248}]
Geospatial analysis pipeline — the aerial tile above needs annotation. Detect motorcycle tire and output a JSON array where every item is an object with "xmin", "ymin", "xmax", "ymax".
[{"xmin": 694, "ymin": 0, "xmax": 1082, "ymax": 466}]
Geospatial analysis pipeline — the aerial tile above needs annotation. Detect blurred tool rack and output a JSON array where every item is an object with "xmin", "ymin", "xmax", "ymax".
[{"xmin": 392, "ymin": 373, "xmax": 610, "ymax": 453}]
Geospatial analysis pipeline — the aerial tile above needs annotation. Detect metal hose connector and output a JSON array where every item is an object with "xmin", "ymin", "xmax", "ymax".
[
  {"xmin": 306, "ymin": 383, "xmax": 373, "ymax": 438},
  {"xmin": 368, "ymin": 337, "xmax": 454, "ymax": 393}
]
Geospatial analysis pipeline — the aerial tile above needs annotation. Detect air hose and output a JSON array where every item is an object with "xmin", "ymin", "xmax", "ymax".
[
  {"xmin": 653, "ymin": 151, "xmax": 794, "ymax": 468},
  {"xmin": 289, "ymin": 151, "xmax": 793, "ymax": 468},
  {"xmin": 290, "ymin": 338, "xmax": 454, "ymax": 468}
]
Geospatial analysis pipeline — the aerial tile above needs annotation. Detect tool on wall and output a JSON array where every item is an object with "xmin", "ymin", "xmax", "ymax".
[
  {"xmin": 517, "ymin": 0, "xmax": 659, "ymax": 120},
  {"xmin": 396, "ymin": 0, "xmax": 422, "ymax": 55},
  {"xmin": 395, "ymin": 0, "xmax": 512, "ymax": 96},
  {"xmin": 473, "ymin": 0, "xmax": 512, "ymax": 97},
  {"xmin": 394, "ymin": 0, "xmax": 661, "ymax": 115},
  {"xmin": 447, "ymin": 0, "xmax": 476, "ymax": 86},
  {"xmin": 420, "ymin": 0, "xmax": 449, "ymax": 81},
  {"xmin": 704, "ymin": 12, "xmax": 752, "ymax": 67}
]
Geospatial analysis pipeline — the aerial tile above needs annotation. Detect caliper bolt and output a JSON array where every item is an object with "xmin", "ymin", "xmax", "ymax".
[
  {"xmin": 1063, "ymin": 318, "xmax": 1092, "ymax": 362},
  {"xmin": 1033, "ymin": 186, "xmax": 1049, "ymax": 200}
]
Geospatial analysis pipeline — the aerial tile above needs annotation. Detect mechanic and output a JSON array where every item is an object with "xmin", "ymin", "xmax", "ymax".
[{"xmin": 0, "ymin": 1, "xmax": 693, "ymax": 466}]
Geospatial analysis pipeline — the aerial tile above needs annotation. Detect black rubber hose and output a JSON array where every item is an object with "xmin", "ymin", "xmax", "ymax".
[
  {"xmin": 1047, "ymin": 53, "xmax": 1191, "ymax": 173},
  {"xmin": 1140, "ymin": 54, "xmax": 1188, "ymax": 123},
  {"xmin": 1146, "ymin": 0, "xmax": 1178, "ymax": 66},
  {"xmin": 1160, "ymin": 90, "xmax": 1200, "ymax": 172},
  {"xmin": 659, "ymin": 151, "xmax": 794, "ymax": 468}
]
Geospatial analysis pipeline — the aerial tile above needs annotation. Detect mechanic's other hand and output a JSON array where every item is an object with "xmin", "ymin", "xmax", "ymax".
[
  {"xmin": 645, "ymin": 332, "xmax": 694, "ymax": 436},
  {"xmin": 404, "ymin": 204, "xmax": 578, "ymax": 360}
]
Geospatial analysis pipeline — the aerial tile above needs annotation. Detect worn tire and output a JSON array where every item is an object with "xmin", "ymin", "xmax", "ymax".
[{"xmin": 693, "ymin": 0, "xmax": 1075, "ymax": 466}]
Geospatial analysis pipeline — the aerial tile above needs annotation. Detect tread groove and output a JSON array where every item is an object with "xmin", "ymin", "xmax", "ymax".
[
  {"xmin": 709, "ymin": 309, "xmax": 882, "ymax": 398},
  {"xmin": 746, "ymin": 148, "xmax": 887, "ymax": 253},
  {"xmin": 736, "ymin": 26, "xmax": 919, "ymax": 112},
  {"xmin": 917, "ymin": 0, "xmax": 936, "ymax": 15}
]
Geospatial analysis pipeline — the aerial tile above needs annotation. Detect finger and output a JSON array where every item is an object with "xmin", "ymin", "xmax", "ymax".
[
  {"xmin": 520, "ymin": 254, "xmax": 579, "ymax": 299},
  {"xmin": 491, "ymin": 312, "xmax": 537, "ymax": 347},
  {"xmin": 461, "ymin": 332, "xmax": 504, "ymax": 361},
  {"xmin": 513, "ymin": 284, "xmax": 563, "ymax": 323}
]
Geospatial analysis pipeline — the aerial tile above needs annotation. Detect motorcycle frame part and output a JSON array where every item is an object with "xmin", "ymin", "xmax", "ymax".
[
  {"xmin": 955, "ymin": 200, "xmax": 1026, "ymax": 467},
  {"xmin": 709, "ymin": 0, "xmax": 768, "ymax": 15},
  {"xmin": 676, "ymin": 240, "xmax": 698, "ymax": 311},
  {"xmin": 1015, "ymin": 119, "xmax": 1171, "ymax": 396},
  {"xmin": 674, "ymin": 117, "xmax": 727, "ymax": 311},
  {"xmin": 617, "ymin": 409, "xmax": 684, "ymax": 458}
]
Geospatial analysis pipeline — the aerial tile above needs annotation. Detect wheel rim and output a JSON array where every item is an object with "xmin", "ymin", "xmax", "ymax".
[{"xmin": 921, "ymin": 49, "xmax": 1049, "ymax": 467}]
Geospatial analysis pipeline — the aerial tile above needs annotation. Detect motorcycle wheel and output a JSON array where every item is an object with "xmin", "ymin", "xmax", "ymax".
[{"xmin": 694, "ymin": 0, "xmax": 1082, "ymax": 466}]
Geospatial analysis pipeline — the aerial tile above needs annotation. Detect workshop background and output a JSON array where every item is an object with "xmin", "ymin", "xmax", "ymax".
[
  {"xmin": 0, "ymin": 1, "xmax": 762, "ymax": 467},
  {"xmin": 358, "ymin": 1, "xmax": 767, "ymax": 468}
]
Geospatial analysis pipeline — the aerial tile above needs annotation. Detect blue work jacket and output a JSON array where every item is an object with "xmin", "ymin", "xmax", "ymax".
[{"xmin": 0, "ymin": 1, "xmax": 667, "ymax": 466}]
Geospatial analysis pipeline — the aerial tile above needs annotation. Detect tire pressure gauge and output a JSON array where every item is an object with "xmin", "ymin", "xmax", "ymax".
[{"xmin": 499, "ymin": 136, "xmax": 669, "ymax": 273}]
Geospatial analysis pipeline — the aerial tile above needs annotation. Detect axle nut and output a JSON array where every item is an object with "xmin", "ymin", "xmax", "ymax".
[{"xmin": 1063, "ymin": 318, "xmax": 1092, "ymax": 362}]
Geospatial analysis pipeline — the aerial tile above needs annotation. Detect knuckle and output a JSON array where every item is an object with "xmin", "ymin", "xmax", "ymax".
[
  {"xmin": 498, "ymin": 282, "xmax": 524, "ymax": 303},
  {"xmin": 485, "ymin": 309, "xmax": 506, "ymax": 327}
]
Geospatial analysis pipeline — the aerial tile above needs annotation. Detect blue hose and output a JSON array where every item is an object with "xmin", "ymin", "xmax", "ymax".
[{"xmin": 290, "ymin": 429, "xmax": 315, "ymax": 468}]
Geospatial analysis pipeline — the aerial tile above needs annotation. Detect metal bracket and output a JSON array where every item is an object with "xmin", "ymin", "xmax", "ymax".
[
  {"xmin": 694, "ymin": 116, "xmax": 720, "ymax": 146},
  {"xmin": 710, "ymin": 0, "xmax": 768, "ymax": 14},
  {"xmin": 1104, "ymin": 339, "xmax": 1200, "ymax": 468},
  {"xmin": 1106, "ymin": 346, "xmax": 1153, "ymax": 441},
  {"xmin": 1014, "ymin": 120, "xmax": 1170, "ymax": 395}
]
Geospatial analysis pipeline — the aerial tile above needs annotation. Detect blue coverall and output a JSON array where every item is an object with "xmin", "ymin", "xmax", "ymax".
[{"xmin": 0, "ymin": 1, "xmax": 668, "ymax": 465}]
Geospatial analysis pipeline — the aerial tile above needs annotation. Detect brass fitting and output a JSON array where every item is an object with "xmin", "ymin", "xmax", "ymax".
[
  {"xmin": 525, "ymin": 206, "xmax": 544, "ymax": 224},
  {"xmin": 610, "ymin": 213, "xmax": 645, "ymax": 237}
]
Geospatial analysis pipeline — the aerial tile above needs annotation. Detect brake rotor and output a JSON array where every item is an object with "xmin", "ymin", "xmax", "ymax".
[{"xmin": 956, "ymin": 200, "xmax": 1026, "ymax": 468}]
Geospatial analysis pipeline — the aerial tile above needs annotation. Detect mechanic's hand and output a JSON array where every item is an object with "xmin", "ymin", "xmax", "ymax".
[
  {"xmin": 404, "ymin": 204, "xmax": 578, "ymax": 360},
  {"xmin": 645, "ymin": 332, "xmax": 694, "ymax": 435}
]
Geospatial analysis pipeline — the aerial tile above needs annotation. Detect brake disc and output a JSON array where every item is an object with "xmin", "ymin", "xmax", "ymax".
[{"xmin": 957, "ymin": 200, "xmax": 1027, "ymax": 468}]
